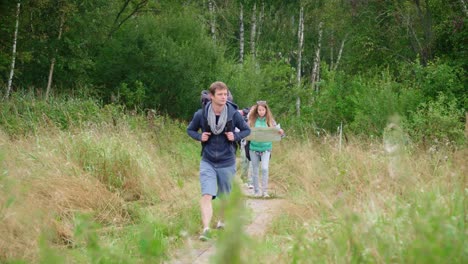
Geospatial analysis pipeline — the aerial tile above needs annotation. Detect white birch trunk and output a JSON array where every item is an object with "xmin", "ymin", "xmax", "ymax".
[
  {"xmin": 316, "ymin": 56, "xmax": 321, "ymax": 92},
  {"xmin": 239, "ymin": 4, "xmax": 244, "ymax": 63},
  {"xmin": 250, "ymin": 3, "xmax": 257, "ymax": 58},
  {"xmin": 330, "ymin": 31, "xmax": 334, "ymax": 70},
  {"xmin": 311, "ymin": 22, "xmax": 323, "ymax": 94},
  {"xmin": 296, "ymin": 7, "xmax": 304, "ymax": 85},
  {"xmin": 296, "ymin": 6, "xmax": 304, "ymax": 117},
  {"xmin": 333, "ymin": 34, "xmax": 348, "ymax": 71},
  {"xmin": 256, "ymin": 1, "xmax": 265, "ymax": 49},
  {"xmin": 5, "ymin": 2, "xmax": 21, "ymax": 100},
  {"xmin": 46, "ymin": 13, "xmax": 65, "ymax": 100},
  {"xmin": 209, "ymin": 0, "xmax": 216, "ymax": 41}
]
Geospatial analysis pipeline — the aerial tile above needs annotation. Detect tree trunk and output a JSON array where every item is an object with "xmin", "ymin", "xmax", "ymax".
[
  {"xmin": 330, "ymin": 31, "xmax": 334, "ymax": 71},
  {"xmin": 250, "ymin": 3, "xmax": 257, "ymax": 58},
  {"xmin": 311, "ymin": 22, "xmax": 323, "ymax": 94},
  {"xmin": 209, "ymin": 0, "xmax": 216, "ymax": 41},
  {"xmin": 413, "ymin": 0, "xmax": 433, "ymax": 65},
  {"xmin": 333, "ymin": 34, "xmax": 348, "ymax": 71},
  {"xmin": 296, "ymin": 7, "xmax": 304, "ymax": 84},
  {"xmin": 5, "ymin": 2, "xmax": 21, "ymax": 100},
  {"xmin": 296, "ymin": 6, "xmax": 304, "ymax": 117},
  {"xmin": 256, "ymin": 1, "xmax": 265, "ymax": 51},
  {"xmin": 406, "ymin": 15, "xmax": 423, "ymax": 59},
  {"xmin": 239, "ymin": 4, "xmax": 244, "ymax": 63},
  {"xmin": 45, "ymin": 13, "xmax": 65, "ymax": 100}
]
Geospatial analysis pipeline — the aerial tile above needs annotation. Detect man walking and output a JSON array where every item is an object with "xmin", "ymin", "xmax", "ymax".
[{"xmin": 187, "ymin": 81, "xmax": 251, "ymax": 241}]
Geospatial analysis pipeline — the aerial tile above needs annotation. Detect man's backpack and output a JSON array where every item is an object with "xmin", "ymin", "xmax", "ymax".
[
  {"xmin": 245, "ymin": 140, "xmax": 251, "ymax": 161},
  {"xmin": 200, "ymin": 89, "xmax": 233, "ymax": 107},
  {"xmin": 200, "ymin": 90, "xmax": 211, "ymax": 110}
]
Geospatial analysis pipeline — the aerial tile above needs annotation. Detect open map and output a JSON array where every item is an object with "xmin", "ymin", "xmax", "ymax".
[{"xmin": 245, "ymin": 127, "xmax": 282, "ymax": 142}]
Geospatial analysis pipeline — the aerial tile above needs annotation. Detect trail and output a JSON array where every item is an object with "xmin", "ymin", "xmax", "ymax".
[{"xmin": 168, "ymin": 185, "xmax": 284, "ymax": 264}]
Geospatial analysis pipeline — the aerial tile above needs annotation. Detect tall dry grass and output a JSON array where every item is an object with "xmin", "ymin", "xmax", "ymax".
[
  {"xmin": 0, "ymin": 116, "xmax": 200, "ymax": 262},
  {"xmin": 1, "ymin": 96, "xmax": 465, "ymax": 263},
  {"xmin": 258, "ymin": 136, "xmax": 466, "ymax": 263}
]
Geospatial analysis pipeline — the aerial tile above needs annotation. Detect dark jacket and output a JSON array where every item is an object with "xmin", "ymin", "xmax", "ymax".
[{"xmin": 187, "ymin": 101, "xmax": 251, "ymax": 167}]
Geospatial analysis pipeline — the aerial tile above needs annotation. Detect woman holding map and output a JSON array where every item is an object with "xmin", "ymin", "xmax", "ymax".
[{"xmin": 247, "ymin": 100, "xmax": 284, "ymax": 198}]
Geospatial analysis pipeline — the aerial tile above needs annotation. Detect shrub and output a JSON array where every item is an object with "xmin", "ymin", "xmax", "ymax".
[{"xmin": 405, "ymin": 94, "xmax": 465, "ymax": 149}]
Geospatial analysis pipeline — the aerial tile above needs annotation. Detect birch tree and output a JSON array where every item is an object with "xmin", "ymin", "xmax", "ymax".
[
  {"xmin": 209, "ymin": 0, "xmax": 216, "ymax": 40},
  {"xmin": 250, "ymin": 3, "xmax": 257, "ymax": 57},
  {"xmin": 296, "ymin": 6, "xmax": 304, "ymax": 116},
  {"xmin": 330, "ymin": 30, "xmax": 335, "ymax": 70},
  {"xmin": 5, "ymin": 2, "xmax": 21, "ymax": 100},
  {"xmin": 256, "ymin": 1, "xmax": 265, "ymax": 53},
  {"xmin": 311, "ymin": 21, "xmax": 323, "ymax": 94},
  {"xmin": 239, "ymin": 3, "xmax": 244, "ymax": 63},
  {"xmin": 333, "ymin": 34, "xmax": 348, "ymax": 71},
  {"xmin": 45, "ymin": 12, "xmax": 65, "ymax": 100}
]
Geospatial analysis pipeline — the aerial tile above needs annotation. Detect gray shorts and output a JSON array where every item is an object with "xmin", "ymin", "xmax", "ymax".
[{"xmin": 199, "ymin": 160, "xmax": 236, "ymax": 199}]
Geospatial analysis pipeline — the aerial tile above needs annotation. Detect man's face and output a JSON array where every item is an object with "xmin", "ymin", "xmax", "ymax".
[{"xmin": 211, "ymin": 88, "xmax": 228, "ymax": 106}]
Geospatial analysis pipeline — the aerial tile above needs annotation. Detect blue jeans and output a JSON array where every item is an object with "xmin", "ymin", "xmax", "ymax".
[{"xmin": 249, "ymin": 150, "xmax": 271, "ymax": 194}]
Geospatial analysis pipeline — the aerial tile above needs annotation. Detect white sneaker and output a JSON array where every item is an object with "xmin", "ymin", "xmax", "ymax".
[
  {"xmin": 248, "ymin": 184, "xmax": 254, "ymax": 189},
  {"xmin": 216, "ymin": 220, "xmax": 225, "ymax": 229},
  {"xmin": 199, "ymin": 228, "xmax": 211, "ymax": 241},
  {"xmin": 263, "ymin": 192, "xmax": 270, "ymax": 198}
]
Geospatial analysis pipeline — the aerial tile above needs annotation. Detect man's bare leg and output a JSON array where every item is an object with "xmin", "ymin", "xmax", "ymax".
[{"xmin": 200, "ymin": 194, "xmax": 213, "ymax": 230}]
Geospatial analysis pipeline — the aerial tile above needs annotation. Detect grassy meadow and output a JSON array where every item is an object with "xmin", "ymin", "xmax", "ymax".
[{"xmin": 0, "ymin": 97, "xmax": 466, "ymax": 263}]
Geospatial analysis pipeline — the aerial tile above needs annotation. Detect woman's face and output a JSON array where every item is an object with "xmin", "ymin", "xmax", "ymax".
[{"xmin": 257, "ymin": 105, "xmax": 266, "ymax": 117}]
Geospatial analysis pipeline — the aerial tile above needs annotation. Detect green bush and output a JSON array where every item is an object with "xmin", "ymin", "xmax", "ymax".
[
  {"xmin": 405, "ymin": 94, "xmax": 465, "ymax": 148},
  {"xmin": 0, "ymin": 93, "xmax": 114, "ymax": 137},
  {"xmin": 94, "ymin": 9, "xmax": 225, "ymax": 119}
]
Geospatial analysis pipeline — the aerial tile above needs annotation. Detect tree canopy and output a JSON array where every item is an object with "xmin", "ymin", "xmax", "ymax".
[{"xmin": 1, "ymin": 0, "xmax": 466, "ymax": 141}]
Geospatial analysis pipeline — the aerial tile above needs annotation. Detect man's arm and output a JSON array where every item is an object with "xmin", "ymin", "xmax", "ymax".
[
  {"xmin": 233, "ymin": 111, "xmax": 251, "ymax": 141},
  {"xmin": 187, "ymin": 110, "xmax": 203, "ymax": 141}
]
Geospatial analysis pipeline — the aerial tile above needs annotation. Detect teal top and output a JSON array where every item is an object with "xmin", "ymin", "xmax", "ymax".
[{"xmin": 249, "ymin": 117, "xmax": 273, "ymax": 152}]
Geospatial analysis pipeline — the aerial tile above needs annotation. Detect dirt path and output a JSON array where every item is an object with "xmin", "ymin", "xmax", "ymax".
[{"xmin": 168, "ymin": 185, "xmax": 284, "ymax": 264}]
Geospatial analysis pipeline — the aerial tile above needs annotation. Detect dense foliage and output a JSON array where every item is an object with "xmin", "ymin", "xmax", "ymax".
[
  {"xmin": 0, "ymin": 0, "xmax": 466, "ymax": 145},
  {"xmin": 0, "ymin": 2, "xmax": 466, "ymax": 262}
]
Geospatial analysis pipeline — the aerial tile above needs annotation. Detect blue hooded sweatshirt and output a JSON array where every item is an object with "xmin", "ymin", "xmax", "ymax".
[{"xmin": 187, "ymin": 101, "xmax": 251, "ymax": 168}]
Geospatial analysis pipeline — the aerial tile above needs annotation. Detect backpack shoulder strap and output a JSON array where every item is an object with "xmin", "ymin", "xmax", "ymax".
[
  {"xmin": 201, "ymin": 103, "xmax": 210, "ymax": 132},
  {"xmin": 200, "ymin": 104, "xmax": 210, "ymax": 156}
]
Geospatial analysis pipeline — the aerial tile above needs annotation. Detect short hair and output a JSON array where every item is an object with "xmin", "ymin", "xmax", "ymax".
[
  {"xmin": 208, "ymin": 81, "xmax": 233, "ymax": 101},
  {"xmin": 209, "ymin": 81, "xmax": 228, "ymax": 95}
]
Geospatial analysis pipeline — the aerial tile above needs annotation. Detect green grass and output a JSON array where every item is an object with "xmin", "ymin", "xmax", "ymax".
[
  {"xmin": 0, "ymin": 96, "xmax": 465, "ymax": 263},
  {"xmin": 252, "ymin": 140, "xmax": 466, "ymax": 264}
]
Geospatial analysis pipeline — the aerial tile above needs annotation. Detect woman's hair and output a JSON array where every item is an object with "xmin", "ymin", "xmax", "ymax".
[{"xmin": 248, "ymin": 101, "xmax": 275, "ymax": 127}]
